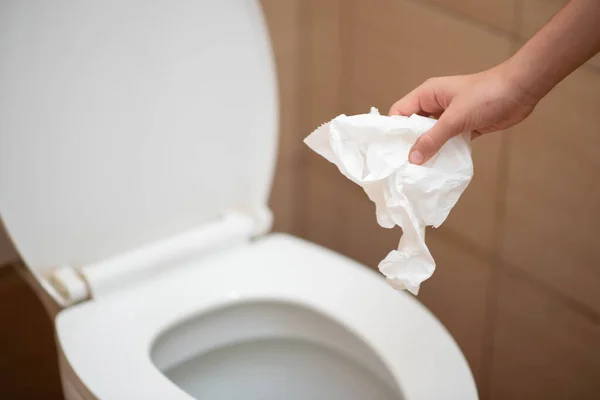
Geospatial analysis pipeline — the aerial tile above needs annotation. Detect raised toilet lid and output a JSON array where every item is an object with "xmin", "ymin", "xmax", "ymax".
[{"xmin": 0, "ymin": 0, "xmax": 277, "ymax": 299}]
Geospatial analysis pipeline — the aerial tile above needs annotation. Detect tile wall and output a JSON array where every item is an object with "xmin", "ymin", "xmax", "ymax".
[{"xmin": 297, "ymin": 1, "xmax": 600, "ymax": 399}]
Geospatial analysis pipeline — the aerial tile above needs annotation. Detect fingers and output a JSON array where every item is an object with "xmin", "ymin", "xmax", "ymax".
[
  {"xmin": 471, "ymin": 131, "xmax": 483, "ymax": 140},
  {"xmin": 388, "ymin": 79, "xmax": 445, "ymax": 117},
  {"xmin": 389, "ymin": 86, "xmax": 424, "ymax": 116},
  {"xmin": 389, "ymin": 77, "xmax": 467, "ymax": 165},
  {"xmin": 408, "ymin": 109, "xmax": 464, "ymax": 165}
]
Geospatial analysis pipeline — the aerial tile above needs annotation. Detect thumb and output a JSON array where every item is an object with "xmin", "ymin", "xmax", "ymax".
[{"xmin": 408, "ymin": 110, "xmax": 464, "ymax": 165}]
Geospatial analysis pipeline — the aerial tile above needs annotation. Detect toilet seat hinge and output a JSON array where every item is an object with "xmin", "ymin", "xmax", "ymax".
[{"xmin": 47, "ymin": 207, "xmax": 272, "ymax": 307}]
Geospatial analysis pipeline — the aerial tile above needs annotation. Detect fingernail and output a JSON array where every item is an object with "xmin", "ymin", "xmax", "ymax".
[{"xmin": 409, "ymin": 150, "xmax": 424, "ymax": 165}]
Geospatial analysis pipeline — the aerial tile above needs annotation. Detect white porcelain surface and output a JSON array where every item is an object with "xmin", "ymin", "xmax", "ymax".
[
  {"xmin": 0, "ymin": 0, "xmax": 277, "ymax": 282},
  {"xmin": 56, "ymin": 234, "xmax": 477, "ymax": 400}
]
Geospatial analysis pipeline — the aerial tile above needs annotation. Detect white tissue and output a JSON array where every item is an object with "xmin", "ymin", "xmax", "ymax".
[{"xmin": 304, "ymin": 107, "xmax": 473, "ymax": 295}]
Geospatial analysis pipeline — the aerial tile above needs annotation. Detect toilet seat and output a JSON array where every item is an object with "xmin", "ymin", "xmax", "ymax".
[{"xmin": 56, "ymin": 234, "xmax": 477, "ymax": 400}]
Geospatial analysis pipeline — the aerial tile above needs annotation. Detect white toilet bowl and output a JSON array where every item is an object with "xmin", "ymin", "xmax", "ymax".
[
  {"xmin": 55, "ymin": 234, "xmax": 477, "ymax": 400},
  {"xmin": 0, "ymin": 1, "xmax": 477, "ymax": 399}
]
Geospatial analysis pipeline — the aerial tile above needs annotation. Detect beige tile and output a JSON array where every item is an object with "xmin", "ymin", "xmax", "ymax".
[
  {"xmin": 349, "ymin": 0, "xmax": 511, "ymax": 253},
  {"xmin": 297, "ymin": 0, "xmax": 345, "ymax": 237},
  {"xmin": 418, "ymin": 230, "xmax": 492, "ymax": 388},
  {"xmin": 304, "ymin": 155, "xmax": 399, "ymax": 267},
  {"xmin": 490, "ymin": 270, "xmax": 600, "ymax": 400},
  {"xmin": 441, "ymin": 133, "xmax": 503, "ymax": 253},
  {"xmin": 261, "ymin": 0, "xmax": 302, "ymax": 233},
  {"xmin": 426, "ymin": 0, "xmax": 517, "ymax": 32},
  {"xmin": 501, "ymin": 67, "xmax": 600, "ymax": 314},
  {"xmin": 261, "ymin": 0, "xmax": 302, "ymax": 161},
  {"xmin": 304, "ymin": 154, "xmax": 347, "ymax": 253},
  {"xmin": 520, "ymin": 0, "xmax": 567, "ymax": 39},
  {"xmin": 351, "ymin": 0, "xmax": 512, "ymax": 96},
  {"xmin": 335, "ymin": 175, "xmax": 400, "ymax": 268},
  {"xmin": 304, "ymin": 0, "xmax": 344, "ymax": 129},
  {"xmin": 269, "ymin": 164, "xmax": 298, "ymax": 233},
  {"xmin": 520, "ymin": 0, "xmax": 600, "ymax": 70},
  {"xmin": 261, "ymin": 0, "xmax": 302, "ymax": 156}
]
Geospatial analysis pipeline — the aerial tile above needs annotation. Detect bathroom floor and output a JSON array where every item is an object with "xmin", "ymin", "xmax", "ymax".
[{"xmin": 0, "ymin": 265, "xmax": 63, "ymax": 399}]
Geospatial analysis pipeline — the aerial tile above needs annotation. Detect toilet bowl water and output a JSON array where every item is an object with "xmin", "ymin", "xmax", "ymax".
[
  {"xmin": 151, "ymin": 301, "xmax": 404, "ymax": 400},
  {"xmin": 165, "ymin": 338, "xmax": 402, "ymax": 400}
]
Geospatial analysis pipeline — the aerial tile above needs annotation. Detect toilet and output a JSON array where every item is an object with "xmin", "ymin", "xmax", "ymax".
[{"xmin": 0, "ymin": 1, "xmax": 477, "ymax": 399}]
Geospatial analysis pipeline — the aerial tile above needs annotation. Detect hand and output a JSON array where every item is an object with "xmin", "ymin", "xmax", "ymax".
[{"xmin": 389, "ymin": 65, "xmax": 538, "ymax": 165}]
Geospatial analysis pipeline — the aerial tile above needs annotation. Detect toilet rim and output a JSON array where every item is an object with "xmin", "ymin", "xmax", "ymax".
[{"xmin": 55, "ymin": 234, "xmax": 478, "ymax": 400}]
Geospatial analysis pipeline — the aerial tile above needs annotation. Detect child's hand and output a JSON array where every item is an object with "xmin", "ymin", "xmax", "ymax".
[{"xmin": 389, "ymin": 66, "xmax": 537, "ymax": 165}]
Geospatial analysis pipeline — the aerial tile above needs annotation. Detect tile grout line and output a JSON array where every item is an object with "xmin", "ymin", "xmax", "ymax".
[
  {"xmin": 293, "ymin": 0, "xmax": 312, "ymax": 239},
  {"xmin": 435, "ymin": 218, "xmax": 600, "ymax": 327},
  {"xmin": 330, "ymin": 0, "xmax": 351, "ymax": 251},
  {"xmin": 404, "ymin": 0, "xmax": 515, "ymax": 40},
  {"xmin": 477, "ymin": 2, "xmax": 524, "ymax": 397},
  {"xmin": 339, "ymin": 0, "xmax": 353, "ymax": 115},
  {"xmin": 477, "ymin": 133, "xmax": 509, "ymax": 399},
  {"xmin": 498, "ymin": 258, "xmax": 600, "ymax": 325},
  {"xmin": 475, "ymin": 2, "xmax": 600, "ymax": 394}
]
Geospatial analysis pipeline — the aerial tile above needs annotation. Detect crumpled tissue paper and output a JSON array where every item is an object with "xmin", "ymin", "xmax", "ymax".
[{"xmin": 304, "ymin": 107, "xmax": 473, "ymax": 295}]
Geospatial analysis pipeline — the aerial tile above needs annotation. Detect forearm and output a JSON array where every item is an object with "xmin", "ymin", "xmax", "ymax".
[{"xmin": 503, "ymin": 0, "xmax": 600, "ymax": 102}]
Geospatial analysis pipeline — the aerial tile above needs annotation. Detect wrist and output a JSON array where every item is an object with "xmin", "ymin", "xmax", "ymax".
[{"xmin": 497, "ymin": 56, "xmax": 550, "ymax": 106}]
